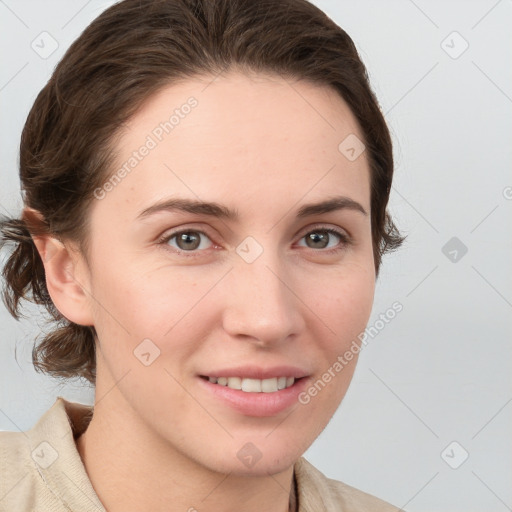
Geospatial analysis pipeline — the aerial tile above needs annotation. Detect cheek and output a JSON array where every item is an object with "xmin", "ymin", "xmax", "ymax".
[
  {"xmin": 308, "ymin": 262, "xmax": 375, "ymax": 346},
  {"xmin": 87, "ymin": 256, "xmax": 218, "ymax": 351},
  {"xmin": 297, "ymin": 265, "xmax": 375, "ymax": 419}
]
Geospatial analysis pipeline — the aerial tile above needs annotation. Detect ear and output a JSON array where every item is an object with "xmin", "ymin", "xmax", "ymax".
[{"xmin": 23, "ymin": 208, "xmax": 94, "ymax": 326}]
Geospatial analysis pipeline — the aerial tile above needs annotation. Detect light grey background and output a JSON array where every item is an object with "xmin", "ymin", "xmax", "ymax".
[{"xmin": 1, "ymin": 1, "xmax": 511, "ymax": 511}]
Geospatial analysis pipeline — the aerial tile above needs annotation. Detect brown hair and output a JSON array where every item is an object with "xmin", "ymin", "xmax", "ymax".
[{"xmin": 0, "ymin": 0, "xmax": 404, "ymax": 385}]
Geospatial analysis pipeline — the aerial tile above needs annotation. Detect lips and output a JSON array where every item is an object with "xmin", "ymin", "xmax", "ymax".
[
  {"xmin": 197, "ymin": 365, "xmax": 310, "ymax": 416},
  {"xmin": 200, "ymin": 365, "xmax": 308, "ymax": 380}
]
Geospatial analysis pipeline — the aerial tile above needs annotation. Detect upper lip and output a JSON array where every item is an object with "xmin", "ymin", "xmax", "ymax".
[{"xmin": 200, "ymin": 365, "xmax": 309, "ymax": 380}]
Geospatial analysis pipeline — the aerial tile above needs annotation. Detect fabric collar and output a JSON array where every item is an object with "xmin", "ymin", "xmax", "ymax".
[{"xmin": 28, "ymin": 396, "xmax": 331, "ymax": 512}]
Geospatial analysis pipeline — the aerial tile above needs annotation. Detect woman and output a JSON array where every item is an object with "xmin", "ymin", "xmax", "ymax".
[{"xmin": 0, "ymin": 0, "xmax": 404, "ymax": 510}]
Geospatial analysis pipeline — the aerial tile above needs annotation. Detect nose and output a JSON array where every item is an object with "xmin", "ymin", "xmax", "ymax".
[{"xmin": 221, "ymin": 246, "xmax": 305, "ymax": 346}]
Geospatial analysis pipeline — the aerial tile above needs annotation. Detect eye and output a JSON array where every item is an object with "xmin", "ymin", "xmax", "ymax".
[
  {"xmin": 297, "ymin": 227, "xmax": 350, "ymax": 252},
  {"xmin": 157, "ymin": 225, "xmax": 351, "ymax": 256},
  {"xmin": 162, "ymin": 230, "xmax": 213, "ymax": 252}
]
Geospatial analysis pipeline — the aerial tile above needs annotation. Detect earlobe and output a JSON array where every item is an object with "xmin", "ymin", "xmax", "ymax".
[{"xmin": 24, "ymin": 208, "xmax": 94, "ymax": 327}]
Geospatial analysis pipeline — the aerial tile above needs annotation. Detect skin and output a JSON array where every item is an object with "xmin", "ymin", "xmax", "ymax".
[{"xmin": 32, "ymin": 70, "xmax": 375, "ymax": 512}]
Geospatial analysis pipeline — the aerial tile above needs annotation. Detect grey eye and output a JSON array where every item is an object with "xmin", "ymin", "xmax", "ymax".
[{"xmin": 167, "ymin": 231, "xmax": 212, "ymax": 251}]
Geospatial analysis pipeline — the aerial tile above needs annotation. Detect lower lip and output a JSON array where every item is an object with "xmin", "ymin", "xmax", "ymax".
[{"xmin": 198, "ymin": 377, "xmax": 309, "ymax": 417}]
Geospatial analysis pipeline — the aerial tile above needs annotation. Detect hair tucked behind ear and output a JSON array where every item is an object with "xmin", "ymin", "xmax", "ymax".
[
  {"xmin": 1, "ymin": 218, "xmax": 50, "ymax": 316},
  {"xmin": 0, "ymin": 217, "xmax": 96, "ymax": 384}
]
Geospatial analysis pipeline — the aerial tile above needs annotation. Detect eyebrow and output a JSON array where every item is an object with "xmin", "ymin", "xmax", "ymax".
[{"xmin": 136, "ymin": 195, "xmax": 368, "ymax": 221}]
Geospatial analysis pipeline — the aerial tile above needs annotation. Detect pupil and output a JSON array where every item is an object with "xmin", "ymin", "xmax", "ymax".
[
  {"xmin": 309, "ymin": 232, "xmax": 327, "ymax": 248},
  {"xmin": 179, "ymin": 232, "xmax": 199, "ymax": 250}
]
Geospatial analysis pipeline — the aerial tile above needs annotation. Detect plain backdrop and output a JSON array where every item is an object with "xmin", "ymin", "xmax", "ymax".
[{"xmin": 1, "ymin": 1, "xmax": 511, "ymax": 511}]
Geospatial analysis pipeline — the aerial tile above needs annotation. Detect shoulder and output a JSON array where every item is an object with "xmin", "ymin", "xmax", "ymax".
[
  {"xmin": 0, "ymin": 417, "xmax": 53, "ymax": 510},
  {"xmin": 294, "ymin": 457, "xmax": 403, "ymax": 512},
  {"xmin": 0, "ymin": 397, "xmax": 101, "ymax": 512}
]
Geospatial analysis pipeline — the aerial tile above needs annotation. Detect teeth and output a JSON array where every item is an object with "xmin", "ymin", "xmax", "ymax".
[
  {"xmin": 261, "ymin": 378, "xmax": 278, "ymax": 393},
  {"xmin": 206, "ymin": 376, "xmax": 296, "ymax": 392},
  {"xmin": 227, "ymin": 377, "xmax": 242, "ymax": 390},
  {"xmin": 242, "ymin": 378, "xmax": 261, "ymax": 392}
]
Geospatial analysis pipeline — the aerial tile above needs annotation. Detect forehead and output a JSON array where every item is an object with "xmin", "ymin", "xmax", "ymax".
[{"xmin": 95, "ymin": 71, "xmax": 370, "ymax": 221}]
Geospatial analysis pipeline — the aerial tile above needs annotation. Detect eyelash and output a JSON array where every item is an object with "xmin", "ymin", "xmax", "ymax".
[{"xmin": 156, "ymin": 225, "xmax": 352, "ymax": 258}]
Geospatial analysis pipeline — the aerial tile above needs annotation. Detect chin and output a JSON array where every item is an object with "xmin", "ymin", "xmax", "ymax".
[
  {"xmin": 212, "ymin": 435, "xmax": 311, "ymax": 477},
  {"xmin": 216, "ymin": 453, "xmax": 300, "ymax": 478}
]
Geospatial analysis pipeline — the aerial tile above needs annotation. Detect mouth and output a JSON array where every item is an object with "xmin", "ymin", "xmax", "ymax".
[
  {"xmin": 197, "ymin": 365, "xmax": 310, "ymax": 416},
  {"xmin": 200, "ymin": 375, "xmax": 298, "ymax": 393}
]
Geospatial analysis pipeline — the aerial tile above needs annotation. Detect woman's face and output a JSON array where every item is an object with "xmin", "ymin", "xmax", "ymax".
[{"xmin": 79, "ymin": 71, "xmax": 375, "ymax": 475}]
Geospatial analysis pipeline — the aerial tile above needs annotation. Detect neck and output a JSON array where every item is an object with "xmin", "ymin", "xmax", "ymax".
[{"xmin": 76, "ymin": 384, "xmax": 296, "ymax": 512}]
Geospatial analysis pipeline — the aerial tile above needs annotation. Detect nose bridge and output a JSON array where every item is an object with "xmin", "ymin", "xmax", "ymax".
[{"xmin": 222, "ymin": 239, "xmax": 303, "ymax": 344}]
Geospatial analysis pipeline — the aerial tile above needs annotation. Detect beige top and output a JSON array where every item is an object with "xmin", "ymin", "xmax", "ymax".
[{"xmin": 0, "ymin": 397, "xmax": 402, "ymax": 511}]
